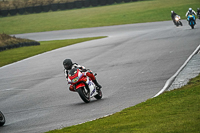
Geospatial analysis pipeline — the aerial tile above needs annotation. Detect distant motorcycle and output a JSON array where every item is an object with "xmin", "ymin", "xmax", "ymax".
[
  {"xmin": 187, "ymin": 15, "xmax": 196, "ymax": 29},
  {"xmin": 68, "ymin": 68, "xmax": 102, "ymax": 103},
  {"xmin": 197, "ymin": 10, "xmax": 200, "ymax": 19},
  {"xmin": 174, "ymin": 15, "xmax": 183, "ymax": 26},
  {"xmin": 197, "ymin": 14, "xmax": 200, "ymax": 19},
  {"xmin": 0, "ymin": 111, "xmax": 5, "ymax": 126}
]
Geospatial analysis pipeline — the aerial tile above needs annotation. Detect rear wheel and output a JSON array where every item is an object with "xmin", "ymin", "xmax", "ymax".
[
  {"xmin": 191, "ymin": 25, "xmax": 194, "ymax": 29},
  {"xmin": 77, "ymin": 87, "xmax": 90, "ymax": 103},
  {"xmin": 94, "ymin": 89, "xmax": 102, "ymax": 100},
  {"xmin": 0, "ymin": 111, "xmax": 5, "ymax": 126}
]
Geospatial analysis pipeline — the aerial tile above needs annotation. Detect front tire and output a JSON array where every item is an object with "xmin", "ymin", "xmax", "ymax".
[
  {"xmin": 0, "ymin": 111, "xmax": 5, "ymax": 126},
  {"xmin": 190, "ymin": 21, "xmax": 194, "ymax": 29},
  {"xmin": 77, "ymin": 87, "xmax": 90, "ymax": 103},
  {"xmin": 180, "ymin": 21, "xmax": 183, "ymax": 26}
]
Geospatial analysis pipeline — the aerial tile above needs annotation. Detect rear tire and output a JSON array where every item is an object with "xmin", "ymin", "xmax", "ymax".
[
  {"xmin": 191, "ymin": 25, "xmax": 194, "ymax": 29},
  {"xmin": 0, "ymin": 111, "xmax": 5, "ymax": 126},
  {"xmin": 77, "ymin": 87, "xmax": 90, "ymax": 103}
]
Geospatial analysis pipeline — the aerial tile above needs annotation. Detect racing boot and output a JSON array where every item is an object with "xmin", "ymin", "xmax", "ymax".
[{"xmin": 93, "ymin": 79, "xmax": 102, "ymax": 90}]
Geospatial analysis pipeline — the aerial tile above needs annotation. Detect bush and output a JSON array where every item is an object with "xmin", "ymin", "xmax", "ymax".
[
  {"xmin": 74, "ymin": 1, "xmax": 83, "ymax": 8},
  {"xmin": 83, "ymin": 0, "xmax": 91, "ymax": 7},
  {"xmin": 17, "ymin": 8, "xmax": 26, "ymax": 15},
  {"xmin": 0, "ymin": 33, "xmax": 40, "ymax": 52},
  {"xmin": 1, "ymin": 10, "xmax": 9, "ymax": 17},
  {"xmin": 91, "ymin": 0, "xmax": 99, "ymax": 6}
]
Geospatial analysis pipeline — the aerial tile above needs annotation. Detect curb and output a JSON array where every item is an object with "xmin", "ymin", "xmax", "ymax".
[{"xmin": 153, "ymin": 44, "xmax": 200, "ymax": 98}]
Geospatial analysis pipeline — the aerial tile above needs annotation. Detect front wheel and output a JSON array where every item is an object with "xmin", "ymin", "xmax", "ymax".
[
  {"xmin": 190, "ymin": 20, "xmax": 194, "ymax": 29},
  {"xmin": 174, "ymin": 22, "xmax": 178, "ymax": 26},
  {"xmin": 179, "ymin": 21, "xmax": 183, "ymax": 26},
  {"xmin": 77, "ymin": 87, "xmax": 90, "ymax": 103},
  {"xmin": 0, "ymin": 111, "xmax": 5, "ymax": 126}
]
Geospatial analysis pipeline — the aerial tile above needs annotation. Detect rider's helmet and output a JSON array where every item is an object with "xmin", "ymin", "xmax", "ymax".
[
  {"xmin": 171, "ymin": 11, "xmax": 174, "ymax": 14},
  {"xmin": 63, "ymin": 59, "xmax": 73, "ymax": 70},
  {"xmin": 189, "ymin": 8, "xmax": 192, "ymax": 12},
  {"xmin": 197, "ymin": 8, "xmax": 200, "ymax": 11}
]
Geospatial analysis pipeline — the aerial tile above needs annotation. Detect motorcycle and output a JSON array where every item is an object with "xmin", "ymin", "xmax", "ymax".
[
  {"xmin": 187, "ymin": 15, "xmax": 196, "ymax": 29},
  {"xmin": 0, "ymin": 111, "xmax": 5, "ymax": 126},
  {"xmin": 68, "ymin": 68, "xmax": 102, "ymax": 103},
  {"xmin": 174, "ymin": 15, "xmax": 183, "ymax": 26},
  {"xmin": 198, "ymin": 13, "xmax": 200, "ymax": 19},
  {"xmin": 197, "ymin": 10, "xmax": 200, "ymax": 19}
]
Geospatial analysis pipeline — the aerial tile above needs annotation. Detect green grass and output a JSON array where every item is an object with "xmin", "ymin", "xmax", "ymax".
[
  {"xmin": 0, "ymin": 0, "xmax": 199, "ymax": 34},
  {"xmin": 0, "ymin": 36, "xmax": 106, "ymax": 67},
  {"xmin": 46, "ymin": 74, "xmax": 200, "ymax": 133}
]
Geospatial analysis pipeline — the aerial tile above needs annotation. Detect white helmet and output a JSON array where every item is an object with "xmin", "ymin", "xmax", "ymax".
[{"xmin": 189, "ymin": 8, "xmax": 192, "ymax": 12}]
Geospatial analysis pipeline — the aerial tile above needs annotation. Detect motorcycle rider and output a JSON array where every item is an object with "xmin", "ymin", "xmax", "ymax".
[
  {"xmin": 185, "ymin": 8, "xmax": 197, "ymax": 16},
  {"xmin": 171, "ymin": 11, "xmax": 178, "ymax": 25},
  {"xmin": 63, "ymin": 59, "xmax": 102, "ymax": 91},
  {"xmin": 197, "ymin": 8, "xmax": 200, "ymax": 18},
  {"xmin": 185, "ymin": 8, "xmax": 197, "ymax": 24}
]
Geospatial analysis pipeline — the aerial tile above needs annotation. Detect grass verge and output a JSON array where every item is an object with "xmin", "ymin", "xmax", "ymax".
[
  {"xmin": 0, "ymin": 0, "xmax": 199, "ymax": 34},
  {"xmin": 0, "ymin": 36, "xmax": 106, "ymax": 67},
  {"xmin": 46, "ymin": 74, "xmax": 200, "ymax": 133}
]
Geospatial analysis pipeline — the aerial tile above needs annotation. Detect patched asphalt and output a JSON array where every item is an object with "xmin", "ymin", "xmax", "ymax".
[{"xmin": 169, "ymin": 50, "xmax": 200, "ymax": 91}]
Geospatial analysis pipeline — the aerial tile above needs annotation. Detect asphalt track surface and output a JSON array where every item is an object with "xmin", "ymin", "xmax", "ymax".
[{"xmin": 0, "ymin": 20, "xmax": 200, "ymax": 133}]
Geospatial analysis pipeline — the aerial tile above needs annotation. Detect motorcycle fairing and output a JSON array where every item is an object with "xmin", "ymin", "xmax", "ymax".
[
  {"xmin": 68, "ymin": 68, "xmax": 85, "ymax": 84},
  {"xmin": 187, "ymin": 15, "xmax": 196, "ymax": 27},
  {"xmin": 175, "ymin": 15, "xmax": 180, "ymax": 21},
  {"xmin": 86, "ymin": 78, "xmax": 98, "ymax": 97},
  {"xmin": 69, "ymin": 68, "xmax": 80, "ymax": 80},
  {"xmin": 187, "ymin": 15, "xmax": 195, "ymax": 21},
  {"xmin": 190, "ymin": 21, "xmax": 194, "ymax": 26},
  {"xmin": 75, "ymin": 82, "xmax": 86, "ymax": 90}
]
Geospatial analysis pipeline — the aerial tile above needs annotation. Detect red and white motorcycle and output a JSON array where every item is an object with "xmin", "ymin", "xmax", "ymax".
[{"xmin": 68, "ymin": 68, "xmax": 102, "ymax": 103}]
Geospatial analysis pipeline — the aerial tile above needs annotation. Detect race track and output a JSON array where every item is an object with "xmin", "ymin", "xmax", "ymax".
[{"xmin": 0, "ymin": 20, "xmax": 200, "ymax": 133}]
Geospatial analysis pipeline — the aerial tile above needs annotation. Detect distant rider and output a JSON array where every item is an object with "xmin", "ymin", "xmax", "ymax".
[
  {"xmin": 197, "ymin": 8, "xmax": 200, "ymax": 18},
  {"xmin": 63, "ymin": 59, "xmax": 102, "ymax": 91},
  {"xmin": 171, "ymin": 11, "xmax": 178, "ymax": 25},
  {"xmin": 185, "ymin": 8, "xmax": 197, "ymax": 24}
]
